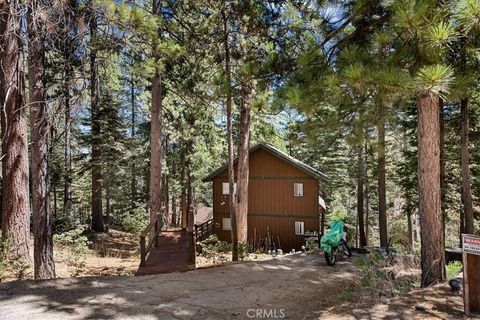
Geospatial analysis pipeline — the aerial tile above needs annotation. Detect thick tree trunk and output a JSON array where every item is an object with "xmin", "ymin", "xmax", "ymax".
[
  {"xmin": 417, "ymin": 91, "xmax": 445, "ymax": 287},
  {"xmin": 149, "ymin": 69, "xmax": 163, "ymax": 222},
  {"xmin": 236, "ymin": 83, "xmax": 251, "ymax": 245},
  {"xmin": 0, "ymin": 0, "xmax": 31, "ymax": 262},
  {"xmin": 377, "ymin": 104, "xmax": 388, "ymax": 248},
  {"xmin": 223, "ymin": 9, "xmax": 239, "ymax": 261},
  {"xmin": 439, "ymin": 99, "xmax": 446, "ymax": 235},
  {"xmin": 357, "ymin": 144, "xmax": 367, "ymax": 247},
  {"xmin": 149, "ymin": 1, "xmax": 163, "ymax": 223},
  {"xmin": 28, "ymin": 1, "xmax": 56, "ymax": 279},
  {"xmin": 90, "ymin": 11, "xmax": 104, "ymax": 232}
]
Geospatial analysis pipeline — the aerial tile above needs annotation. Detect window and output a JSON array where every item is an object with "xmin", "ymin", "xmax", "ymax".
[
  {"xmin": 295, "ymin": 221, "xmax": 304, "ymax": 235},
  {"xmin": 293, "ymin": 183, "xmax": 304, "ymax": 197},
  {"xmin": 222, "ymin": 182, "xmax": 236, "ymax": 195},
  {"xmin": 223, "ymin": 218, "xmax": 232, "ymax": 230}
]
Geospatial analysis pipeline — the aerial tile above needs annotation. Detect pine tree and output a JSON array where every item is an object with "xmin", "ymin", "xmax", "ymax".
[
  {"xmin": 27, "ymin": 0, "xmax": 55, "ymax": 279},
  {"xmin": 0, "ymin": 0, "xmax": 31, "ymax": 263}
]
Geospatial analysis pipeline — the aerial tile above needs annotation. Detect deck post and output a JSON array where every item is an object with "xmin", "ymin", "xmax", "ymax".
[{"xmin": 140, "ymin": 236, "xmax": 146, "ymax": 267}]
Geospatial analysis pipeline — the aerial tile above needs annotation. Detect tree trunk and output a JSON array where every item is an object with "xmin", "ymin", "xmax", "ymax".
[
  {"xmin": 417, "ymin": 91, "xmax": 445, "ymax": 287},
  {"xmin": 364, "ymin": 140, "xmax": 370, "ymax": 246},
  {"xmin": 90, "ymin": 10, "xmax": 104, "ymax": 232},
  {"xmin": 460, "ymin": 37, "xmax": 474, "ymax": 235},
  {"xmin": 357, "ymin": 144, "xmax": 367, "ymax": 247},
  {"xmin": 223, "ymin": 9, "xmax": 239, "ymax": 261},
  {"xmin": 28, "ymin": 1, "xmax": 56, "ymax": 279},
  {"xmin": 236, "ymin": 83, "xmax": 251, "ymax": 246},
  {"xmin": 180, "ymin": 148, "xmax": 187, "ymax": 229},
  {"xmin": 407, "ymin": 201, "xmax": 413, "ymax": 252},
  {"xmin": 64, "ymin": 63, "xmax": 72, "ymax": 224},
  {"xmin": 130, "ymin": 78, "xmax": 136, "ymax": 210},
  {"xmin": 377, "ymin": 104, "xmax": 388, "ymax": 247},
  {"xmin": 105, "ymin": 165, "xmax": 111, "ymax": 232},
  {"xmin": 149, "ymin": 0, "xmax": 163, "ymax": 223},
  {"xmin": 0, "ymin": 0, "xmax": 31, "ymax": 262},
  {"xmin": 171, "ymin": 195, "xmax": 177, "ymax": 227},
  {"xmin": 439, "ymin": 99, "xmax": 446, "ymax": 235},
  {"xmin": 186, "ymin": 140, "xmax": 194, "ymax": 232}
]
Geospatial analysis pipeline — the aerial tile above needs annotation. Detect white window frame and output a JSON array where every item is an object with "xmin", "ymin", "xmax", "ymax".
[
  {"xmin": 222, "ymin": 217, "xmax": 232, "ymax": 231},
  {"xmin": 293, "ymin": 183, "xmax": 304, "ymax": 197},
  {"xmin": 294, "ymin": 221, "xmax": 305, "ymax": 235},
  {"xmin": 222, "ymin": 182, "xmax": 236, "ymax": 195}
]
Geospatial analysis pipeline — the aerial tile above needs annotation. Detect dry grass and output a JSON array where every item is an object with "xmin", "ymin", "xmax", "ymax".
[{"xmin": 2, "ymin": 229, "xmax": 140, "ymax": 281}]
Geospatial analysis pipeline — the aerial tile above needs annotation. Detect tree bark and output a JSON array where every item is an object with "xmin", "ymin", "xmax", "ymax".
[
  {"xmin": 407, "ymin": 200, "xmax": 413, "ymax": 252},
  {"xmin": 89, "ymin": 9, "xmax": 104, "ymax": 232},
  {"xmin": 357, "ymin": 144, "xmax": 367, "ymax": 247},
  {"xmin": 28, "ymin": 0, "xmax": 56, "ymax": 279},
  {"xmin": 460, "ymin": 38, "xmax": 474, "ymax": 235},
  {"xmin": 64, "ymin": 64, "xmax": 72, "ymax": 224},
  {"xmin": 149, "ymin": 0, "xmax": 163, "ymax": 222},
  {"xmin": 236, "ymin": 83, "xmax": 251, "ymax": 246},
  {"xmin": 377, "ymin": 103, "xmax": 388, "ymax": 248},
  {"xmin": 417, "ymin": 91, "xmax": 445, "ymax": 287},
  {"xmin": 364, "ymin": 140, "xmax": 370, "ymax": 246},
  {"xmin": 223, "ymin": 8, "xmax": 239, "ymax": 261},
  {"xmin": 0, "ymin": 0, "xmax": 31, "ymax": 262},
  {"xmin": 460, "ymin": 99, "xmax": 474, "ymax": 234},
  {"xmin": 439, "ymin": 98, "xmax": 446, "ymax": 235},
  {"xmin": 130, "ymin": 77, "xmax": 136, "ymax": 210},
  {"xmin": 180, "ymin": 148, "xmax": 187, "ymax": 229}
]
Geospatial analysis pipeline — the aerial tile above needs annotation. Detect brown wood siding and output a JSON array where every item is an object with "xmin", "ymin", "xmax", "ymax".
[{"xmin": 211, "ymin": 148, "xmax": 319, "ymax": 251}]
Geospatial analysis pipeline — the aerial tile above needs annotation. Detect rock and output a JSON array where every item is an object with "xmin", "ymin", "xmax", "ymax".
[
  {"xmin": 415, "ymin": 304, "xmax": 427, "ymax": 311},
  {"xmin": 449, "ymin": 278, "xmax": 463, "ymax": 292}
]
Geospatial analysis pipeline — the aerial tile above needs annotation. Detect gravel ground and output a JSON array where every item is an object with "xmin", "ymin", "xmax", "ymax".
[{"xmin": 0, "ymin": 253, "xmax": 356, "ymax": 320}]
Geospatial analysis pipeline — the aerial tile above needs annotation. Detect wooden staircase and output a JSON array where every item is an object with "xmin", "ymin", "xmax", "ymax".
[
  {"xmin": 135, "ymin": 214, "xmax": 195, "ymax": 276},
  {"xmin": 136, "ymin": 230, "xmax": 195, "ymax": 275}
]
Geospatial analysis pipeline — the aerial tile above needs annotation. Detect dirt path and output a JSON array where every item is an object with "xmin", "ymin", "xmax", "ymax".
[
  {"xmin": 0, "ymin": 253, "xmax": 465, "ymax": 320},
  {"xmin": 0, "ymin": 253, "xmax": 356, "ymax": 319}
]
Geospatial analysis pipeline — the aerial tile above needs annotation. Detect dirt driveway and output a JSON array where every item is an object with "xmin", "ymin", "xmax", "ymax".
[
  {"xmin": 0, "ymin": 253, "xmax": 357, "ymax": 320},
  {"xmin": 0, "ymin": 253, "xmax": 466, "ymax": 320}
]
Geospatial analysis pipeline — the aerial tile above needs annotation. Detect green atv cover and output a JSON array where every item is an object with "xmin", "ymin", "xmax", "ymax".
[{"xmin": 320, "ymin": 220, "xmax": 344, "ymax": 254}]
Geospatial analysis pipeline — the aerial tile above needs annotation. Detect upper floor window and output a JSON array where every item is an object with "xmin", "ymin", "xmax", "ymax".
[
  {"xmin": 223, "ymin": 217, "xmax": 232, "ymax": 230},
  {"xmin": 222, "ymin": 182, "xmax": 236, "ymax": 195},
  {"xmin": 293, "ymin": 183, "xmax": 304, "ymax": 197}
]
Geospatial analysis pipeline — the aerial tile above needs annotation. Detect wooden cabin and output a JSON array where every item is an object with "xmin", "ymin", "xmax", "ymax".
[{"xmin": 202, "ymin": 142, "xmax": 327, "ymax": 252}]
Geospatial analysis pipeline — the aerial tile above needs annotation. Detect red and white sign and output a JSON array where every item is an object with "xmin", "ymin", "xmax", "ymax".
[{"xmin": 463, "ymin": 234, "xmax": 480, "ymax": 256}]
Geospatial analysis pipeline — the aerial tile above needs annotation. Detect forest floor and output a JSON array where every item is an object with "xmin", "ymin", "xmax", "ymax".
[{"xmin": 0, "ymin": 253, "xmax": 466, "ymax": 320}]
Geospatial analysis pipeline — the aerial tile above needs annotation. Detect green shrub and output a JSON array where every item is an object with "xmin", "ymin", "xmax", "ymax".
[
  {"xmin": 120, "ymin": 212, "xmax": 148, "ymax": 235},
  {"xmin": 54, "ymin": 228, "xmax": 91, "ymax": 277},
  {"xmin": 0, "ymin": 237, "xmax": 31, "ymax": 281},
  {"xmin": 446, "ymin": 261, "xmax": 463, "ymax": 280},
  {"xmin": 198, "ymin": 235, "xmax": 231, "ymax": 254}
]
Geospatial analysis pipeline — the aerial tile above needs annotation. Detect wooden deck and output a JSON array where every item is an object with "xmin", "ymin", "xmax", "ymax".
[{"xmin": 136, "ymin": 230, "xmax": 195, "ymax": 276}]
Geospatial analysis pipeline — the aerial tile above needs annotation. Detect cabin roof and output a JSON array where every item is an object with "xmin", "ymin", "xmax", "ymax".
[{"xmin": 202, "ymin": 142, "xmax": 328, "ymax": 182}]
